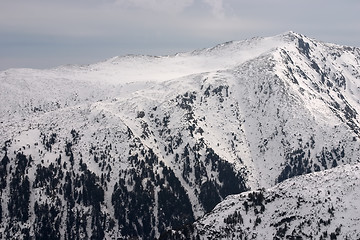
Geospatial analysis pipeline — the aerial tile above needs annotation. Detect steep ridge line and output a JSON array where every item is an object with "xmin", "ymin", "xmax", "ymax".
[{"xmin": 0, "ymin": 31, "xmax": 359, "ymax": 239}]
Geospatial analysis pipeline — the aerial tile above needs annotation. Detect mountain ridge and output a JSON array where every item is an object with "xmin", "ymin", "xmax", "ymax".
[
  {"xmin": 1, "ymin": 31, "xmax": 360, "ymax": 239},
  {"xmin": 161, "ymin": 162, "xmax": 360, "ymax": 239}
]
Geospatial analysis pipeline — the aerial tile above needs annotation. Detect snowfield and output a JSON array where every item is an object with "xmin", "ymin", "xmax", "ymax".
[
  {"xmin": 0, "ymin": 31, "xmax": 360, "ymax": 239},
  {"xmin": 164, "ymin": 163, "xmax": 360, "ymax": 239}
]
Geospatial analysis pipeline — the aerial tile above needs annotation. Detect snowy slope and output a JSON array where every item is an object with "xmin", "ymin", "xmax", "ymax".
[
  {"xmin": 0, "ymin": 31, "xmax": 360, "ymax": 239},
  {"xmin": 162, "ymin": 163, "xmax": 360, "ymax": 239}
]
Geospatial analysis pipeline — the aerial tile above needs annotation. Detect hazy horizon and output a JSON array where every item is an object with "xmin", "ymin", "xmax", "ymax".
[{"xmin": 1, "ymin": 0, "xmax": 359, "ymax": 71}]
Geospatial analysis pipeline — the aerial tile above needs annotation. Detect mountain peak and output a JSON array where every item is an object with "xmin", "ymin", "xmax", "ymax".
[
  {"xmin": 275, "ymin": 30, "xmax": 309, "ymax": 43},
  {"xmin": 1, "ymin": 31, "xmax": 360, "ymax": 239}
]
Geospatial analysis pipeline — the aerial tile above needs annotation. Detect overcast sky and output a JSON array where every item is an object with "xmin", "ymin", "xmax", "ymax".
[{"xmin": 1, "ymin": 0, "xmax": 359, "ymax": 70}]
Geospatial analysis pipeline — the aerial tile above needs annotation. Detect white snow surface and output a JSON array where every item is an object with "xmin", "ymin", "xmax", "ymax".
[
  {"xmin": 190, "ymin": 162, "xmax": 360, "ymax": 239},
  {"xmin": 1, "ymin": 31, "xmax": 360, "ymax": 239}
]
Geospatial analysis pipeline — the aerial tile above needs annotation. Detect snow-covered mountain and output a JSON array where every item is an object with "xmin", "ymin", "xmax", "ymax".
[
  {"xmin": 161, "ymin": 162, "xmax": 360, "ymax": 239},
  {"xmin": 0, "ymin": 31, "xmax": 360, "ymax": 239}
]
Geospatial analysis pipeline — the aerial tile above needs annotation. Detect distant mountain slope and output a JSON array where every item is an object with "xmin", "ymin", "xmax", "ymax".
[
  {"xmin": 161, "ymin": 163, "xmax": 360, "ymax": 239},
  {"xmin": 0, "ymin": 31, "xmax": 360, "ymax": 239}
]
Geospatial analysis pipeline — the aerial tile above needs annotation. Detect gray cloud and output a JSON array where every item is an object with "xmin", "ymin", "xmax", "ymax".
[
  {"xmin": 199, "ymin": 0, "xmax": 225, "ymax": 18},
  {"xmin": 114, "ymin": 0, "xmax": 194, "ymax": 14},
  {"xmin": 0, "ymin": 0, "xmax": 359, "ymax": 70}
]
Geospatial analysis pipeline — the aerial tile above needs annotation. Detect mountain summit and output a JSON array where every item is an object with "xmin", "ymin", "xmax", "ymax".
[{"xmin": 1, "ymin": 32, "xmax": 360, "ymax": 239}]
